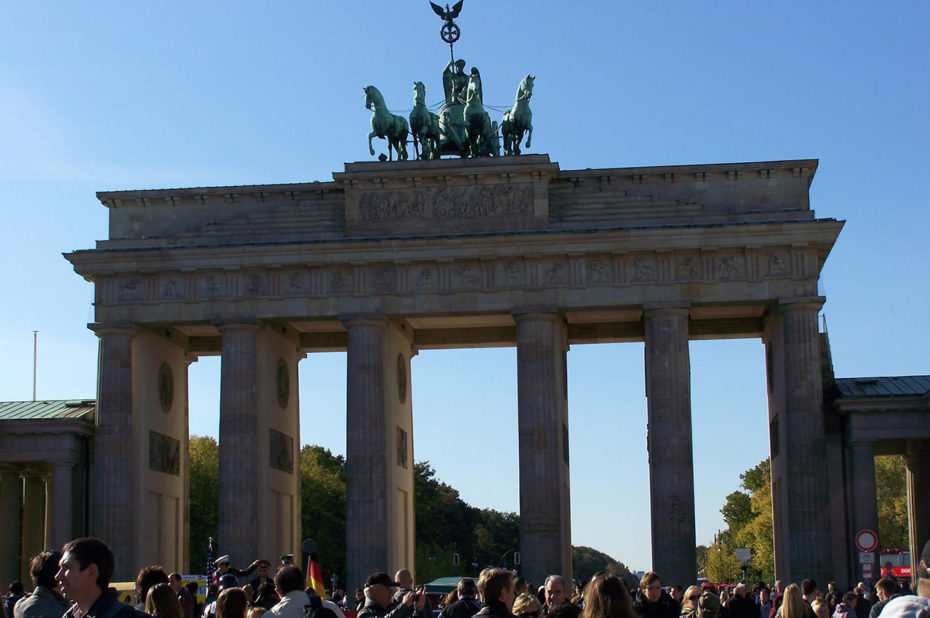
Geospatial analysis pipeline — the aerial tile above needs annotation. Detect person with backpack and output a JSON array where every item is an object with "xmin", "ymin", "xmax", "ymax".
[{"xmin": 56, "ymin": 537, "xmax": 148, "ymax": 618}]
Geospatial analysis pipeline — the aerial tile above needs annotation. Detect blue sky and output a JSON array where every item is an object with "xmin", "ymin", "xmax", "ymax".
[{"xmin": 2, "ymin": 1, "xmax": 928, "ymax": 573}]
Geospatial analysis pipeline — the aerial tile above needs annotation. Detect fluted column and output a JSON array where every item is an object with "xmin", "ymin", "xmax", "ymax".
[
  {"xmin": 515, "ymin": 311, "xmax": 571, "ymax": 584},
  {"xmin": 848, "ymin": 440, "xmax": 878, "ymax": 580},
  {"xmin": 774, "ymin": 299, "xmax": 831, "ymax": 582},
  {"xmin": 89, "ymin": 324, "xmax": 135, "ymax": 570},
  {"xmin": 905, "ymin": 440, "xmax": 930, "ymax": 588},
  {"xmin": 644, "ymin": 306, "xmax": 695, "ymax": 585},
  {"xmin": 0, "ymin": 465, "xmax": 21, "ymax": 590},
  {"xmin": 49, "ymin": 462, "xmax": 74, "ymax": 549},
  {"xmin": 218, "ymin": 323, "xmax": 261, "ymax": 564},
  {"xmin": 343, "ymin": 317, "xmax": 389, "ymax": 589},
  {"xmin": 21, "ymin": 472, "xmax": 47, "ymax": 581}
]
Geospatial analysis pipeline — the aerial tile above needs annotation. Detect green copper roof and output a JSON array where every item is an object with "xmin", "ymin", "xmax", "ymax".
[
  {"xmin": 834, "ymin": 376, "xmax": 930, "ymax": 398},
  {"xmin": 0, "ymin": 399, "xmax": 96, "ymax": 421}
]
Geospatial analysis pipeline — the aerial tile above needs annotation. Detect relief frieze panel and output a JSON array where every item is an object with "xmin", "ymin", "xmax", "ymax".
[
  {"xmin": 631, "ymin": 255, "xmax": 658, "ymax": 282},
  {"xmin": 98, "ymin": 244, "xmax": 818, "ymax": 309},
  {"xmin": 159, "ymin": 276, "xmax": 185, "ymax": 300},
  {"xmin": 201, "ymin": 273, "xmax": 227, "ymax": 299},
  {"xmin": 674, "ymin": 254, "xmax": 702, "ymax": 281},
  {"xmin": 357, "ymin": 183, "xmax": 533, "ymax": 222}
]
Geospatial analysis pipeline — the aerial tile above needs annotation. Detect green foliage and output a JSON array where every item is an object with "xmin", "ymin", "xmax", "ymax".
[
  {"xmin": 572, "ymin": 546, "xmax": 635, "ymax": 588},
  {"xmin": 704, "ymin": 537, "xmax": 743, "ymax": 584},
  {"xmin": 875, "ymin": 456, "xmax": 908, "ymax": 549},
  {"xmin": 189, "ymin": 435, "xmax": 219, "ymax": 570},
  {"xmin": 301, "ymin": 445, "xmax": 347, "ymax": 583},
  {"xmin": 702, "ymin": 459, "xmax": 774, "ymax": 583},
  {"xmin": 721, "ymin": 491, "xmax": 753, "ymax": 536}
]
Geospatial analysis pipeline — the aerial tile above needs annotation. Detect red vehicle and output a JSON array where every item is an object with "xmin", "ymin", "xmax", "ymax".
[{"xmin": 879, "ymin": 550, "xmax": 911, "ymax": 580}]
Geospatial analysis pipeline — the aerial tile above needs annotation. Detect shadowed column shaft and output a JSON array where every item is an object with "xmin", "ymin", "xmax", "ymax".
[
  {"xmin": 849, "ymin": 440, "xmax": 878, "ymax": 579},
  {"xmin": 344, "ymin": 317, "xmax": 389, "ymax": 589},
  {"xmin": 21, "ymin": 474, "xmax": 46, "ymax": 581},
  {"xmin": 905, "ymin": 441, "xmax": 930, "ymax": 587},
  {"xmin": 50, "ymin": 463, "xmax": 74, "ymax": 549},
  {"xmin": 644, "ymin": 307, "xmax": 695, "ymax": 585},
  {"xmin": 218, "ymin": 323, "xmax": 260, "ymax": 564},
  {"xmin": 515, "ymin": 312, "xmax": 571, "ymax": 584},
  {"xmin": 0, "ymin": 467, "xmax": 21, "ymax": 590},
  {"xmin": 91, "ymin": 325, "xmax": 135, "ymax": 571},
  {"xmin": 781, "ymin": 302, "xmax": 831, "ymax": 582}
]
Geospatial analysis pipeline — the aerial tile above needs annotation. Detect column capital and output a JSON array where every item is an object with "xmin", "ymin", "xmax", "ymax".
[
  {"xmin": 642, "ymin": 303, "xmax": 691, "ymax": 318},
  {"xmin": 215, "ymin": 321, "xmax": 260, "ymax": 333},
  {"xmin": 89, "ymin": 322, "xmax": 137, "ymax": 338},
  {"xmin": 777, "ymin": 296, "xmax": 825, "ymax": 312},
  {"xmin": 511, "ymin": 307, "xmax": 560, "ymax": 322},
  {"xmin": 339, "ymin": 314, "xmax": 387, "ymax": 328}
]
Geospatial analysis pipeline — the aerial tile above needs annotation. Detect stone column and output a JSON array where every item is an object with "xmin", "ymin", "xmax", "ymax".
[
  {"xmin": 643, "ymin": 306, "xmax": 695, "ymax": 585},
  {"xmin": 21, "ymin": 472, "xmax": 47, "ymax": 581},
  {"xmin": 49, "ymin": 462, "xmax": 74, "ymax": 549},
  {"xmin": 766, "ymin": 299, "xmax": 831, "ymax": 583},
  {"xmin": 0, "ymin": 465, "xmax": 21, "ymax": 591},
  {"xmin": 905, "ymin": 440, "xmax": 930, "ymax": 588},
  {"xmin": 89, "ymin": 324, "xmax": 135, "ymax": 572},
  {"xmin": 343, "ymin": 317, "xmax": 389, "ymax": 589},
  {"xmin": 848, "ymin": 440, "xmax": 878, "ymax": 581},
  {"xmin": 218, "ymin": 323, "xmax": 261, "ymax": 565},
  {"xmin": 514, "ymin": 311, "xmax": 571, "ymax": 584}
]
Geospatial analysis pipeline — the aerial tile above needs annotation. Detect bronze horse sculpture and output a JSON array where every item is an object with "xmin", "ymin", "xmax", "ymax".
[
  {"xmin": 409, "ymin": 81, "xmax": 441, "ymax": 160},
  {"xmin": 364, "ymin": 85, "xmax": 409, "ymax": 161},
  {"xmin": 501, "ymin": 75, "xmax": 534, "ymax": 156}
]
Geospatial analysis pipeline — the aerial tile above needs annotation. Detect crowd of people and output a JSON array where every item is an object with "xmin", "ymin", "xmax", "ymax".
[{"xmin": 2, "ymin": 538, "xmax": 929, "ymax": 618}]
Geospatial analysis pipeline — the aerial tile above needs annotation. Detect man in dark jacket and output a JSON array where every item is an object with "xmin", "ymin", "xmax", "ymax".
[
  {"xmin": 14, "ymin": 550, "xmax": 69, "ymax": 618},
  {"xmin": 633, "ymin": 572, "xmax": 678, "ymax": 618},
  {"xmin": 726, "ymin": 585, "xmax": 756, "ymax": 618},
  {"xmin": 868, "ymin": 578, "xmax": 900, "ymax": 618},
  {"xmin": 441, "ymin": 578, "xmax": 481, "ymax": 618},
  {"xmin": 473, "ymin": 569, "xmax": 516, "ymax": 618},
  {"xmin": 358, "ymin": 572, "xmax": 426, "ymax": 618},
  {"xmin": 56, "ymin": 537, "xmax": 147, "ymax": 618}
]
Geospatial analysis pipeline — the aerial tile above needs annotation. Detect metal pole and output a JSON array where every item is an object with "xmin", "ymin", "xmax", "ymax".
[{"xmin": 33, "ymin": 330, "xmax": 38, "ymax": 401}]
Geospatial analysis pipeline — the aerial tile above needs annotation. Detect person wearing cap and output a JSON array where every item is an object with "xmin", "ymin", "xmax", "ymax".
[
  {"xmin": 203, "ymin": 575, "xmax": 241, "ymax": 618},
  {"xmin": 358, "ymin": 572, "xmax": 426, "ymax": 618},
  {"xmin": 215, "ymin": 556, "xmax": 263, "ymax": 579},
  {"xmin": 249, "ymin": 561, "xmax": 274, "ymax": 596}
]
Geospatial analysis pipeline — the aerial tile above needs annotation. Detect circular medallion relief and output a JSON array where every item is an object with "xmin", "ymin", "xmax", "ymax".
[
  {"xmin": 158, "ymin": 362, "xmax": 174, "ymax": 413},
  {"xmin": 397, "ymin": 354, "xmax": 407, "ymax": 404},
  {"xmin": 276, "ymin": 359, "xmax": 290, "ymax": 409}
]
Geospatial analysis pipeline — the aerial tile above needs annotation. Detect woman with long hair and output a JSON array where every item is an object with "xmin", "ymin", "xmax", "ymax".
[
  {"xmin": 145, "ymin": 583, "xmax": 183, "ymax": 618},
  {"xmin": 216, "ymin": 588, "xmax": 250, "ymax": 618},
  {"xmin": 680, "ymin": 586, "xmax": 703, "ymax": 618},
  {"xmin": 582, "ymin": 574, "xmax": 636, "ymax": 618},
  {"xmin": 777, "ymin": 584, "xmax": 807, "ymax": 618}
]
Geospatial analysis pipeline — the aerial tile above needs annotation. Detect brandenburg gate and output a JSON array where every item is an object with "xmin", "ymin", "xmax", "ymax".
[{"xmin": 65, "ymin": 154, "xmax": 843, "ymax": 586}]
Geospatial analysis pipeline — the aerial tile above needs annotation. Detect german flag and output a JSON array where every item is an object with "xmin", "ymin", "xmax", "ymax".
[{"xmin": 306, "ymin": 555, "xmax": 327, "ymax": 598}]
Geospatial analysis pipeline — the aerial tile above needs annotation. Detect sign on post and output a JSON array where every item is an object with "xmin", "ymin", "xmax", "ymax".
[
  {"xmin": 856, "ymin": 530, "xmax": 878, "ymax": 552},
  {"xmin": 859, "ymin": 552, "xmax": 874, "ymax": 564}
]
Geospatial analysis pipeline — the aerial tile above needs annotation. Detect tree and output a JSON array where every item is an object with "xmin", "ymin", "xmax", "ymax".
[
  {"xmin": 701, "ymin": 459, "xmax": 774, "ymax": 583},
  {"xmin": 875, "ymin": 456, "xmax": 908, "ymax": 549},
  {"xmin": 572, "ymin": 546, "xmax": 636, "ymax": 588},
  {"xmin": 301, "ymin": 445, "xmax": 347, "ymax": 583},
  {"xmin": 189, "ymin": 435, "xmax": 219, "ymax": 570}
]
